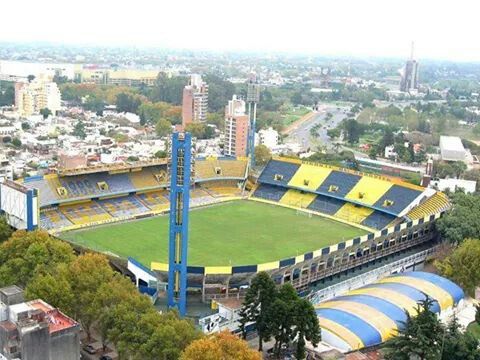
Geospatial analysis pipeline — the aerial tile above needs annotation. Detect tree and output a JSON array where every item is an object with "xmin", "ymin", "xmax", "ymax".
[
  {"xmin": 25, "ymin": 263, "xmax": 74, "ymax": 315},
  {"xmin": 435, "ymin": 239, "xmax": 480, "ymax": 296},
  {"xmin": 0, "ymin": 217, "xmax": 12, "ymax": 244},
  {"xmin": 11, "ymin": 138, "xmax": 22, "ymax": 148},
  {"xmin": 441, "ymin": 315, "xmax": 480, "ymax": 360},
  {"xmin": 68, "ymin": 253, "xmax": 114, "ymax": 340},
  {"xmin": 254, "ymin": 145, "xmax": 271, "ymax": 166},
  {"xmin": 156, "ymin": 118, "xmax": 173, "ymax": 138},
  {"xmin": 27, "ymin": 75, "xmax": 35, "ymax": 82},
  {"xmin": 270, "ymin": 285, "xmax": 297, "ymax": 357},
  {"xmin": 40, "ymin": 108, "xmax": 52, "ymax": 119},
  {"xmin": 436, "ymin": 193, "xmax": 480, "ymax": 244},
  {"xmin": 293, "ymin": 298, "xmax": 321, "ymax": 360},
  {"xmin": 342, "ymin": 118, "xmax": 363, "ymax": 144},
  {"xmin": 154, "ymin": 150, "xmax": 168, "ymax": 158},
  {"xmin": 72, "ymin": 121, "xmax": 86, "ymax": 139},
  {"xmin": 21, "ymin": 122, "xmax": 30, "ymax": 131},
  {"xmin": 0, "ymin": 230, "xmax": 75, "ymax": 288},
  {"xmin": 239, "ymin": 272, "xmax": 277, "ymax": 351},
  {"xmin": 116, "ymin": 93, "xmax": 142, "ymax": 114},
  {"xmin": 181, "ymin": 331, "xmax": 261, "ymax": 360},
  {"xmin": 384, "ymin": 298, "xmax": 444, "ymax": 360}
]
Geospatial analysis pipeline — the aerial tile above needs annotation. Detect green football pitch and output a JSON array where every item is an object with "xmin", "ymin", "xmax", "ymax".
[{"xmin": 59, "ymin": 200, "xmax": 367, "ymax": 267}]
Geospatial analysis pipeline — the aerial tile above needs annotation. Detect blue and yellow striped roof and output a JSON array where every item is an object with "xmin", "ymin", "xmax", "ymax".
[{"xmin": 315, "ymin": 271, "xmax": 464, "ymax": 351}]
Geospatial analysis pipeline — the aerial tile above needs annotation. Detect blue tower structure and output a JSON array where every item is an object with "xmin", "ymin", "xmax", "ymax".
[
  {"xmin": 167, "ymin": 132, "xmax": 192, "ymax": 317},
  {"xmin": 247, "ymin": 73, "xmax": 260, "ymax": 167}
]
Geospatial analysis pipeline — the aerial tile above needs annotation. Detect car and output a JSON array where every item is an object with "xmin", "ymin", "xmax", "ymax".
[
  {"xmin": 82, "ymin": 345, "xmax": 96, "ymax": 355},
  {"xmin": 100, "ymin": 356, "xmax": 113, "ymax": 360}
]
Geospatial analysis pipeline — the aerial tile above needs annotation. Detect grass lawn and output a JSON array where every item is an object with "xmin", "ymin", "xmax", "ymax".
[{"xmin": 59, "ymin": 200, "xmax": 366, "ymax": 267}]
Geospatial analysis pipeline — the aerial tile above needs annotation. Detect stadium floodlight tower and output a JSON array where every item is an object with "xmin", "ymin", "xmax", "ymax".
[
  {"xmin": 167, "ymin": 131, "xmax": 193, "ymax": 317},
  {"xmin": 246, "ymin": 73, "xmax": 260, "ymax": 167}
]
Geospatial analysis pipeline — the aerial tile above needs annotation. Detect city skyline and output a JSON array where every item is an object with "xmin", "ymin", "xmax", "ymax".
[{"xmin": 2, "ymin": 0, "xmax": 479, "ymax": 62}]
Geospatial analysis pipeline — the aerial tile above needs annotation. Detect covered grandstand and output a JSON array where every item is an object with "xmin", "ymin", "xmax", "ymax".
[
  {"xmin": 252, "ymin": 158, "xmax": 450, "ymax": 230},
  {"xmin": 20, "ymin": 157, "xmax": 248, "ymax": 231},
  {"xmin": 315, "ymin": 271, "xmax": 465, "ymax": 352}
]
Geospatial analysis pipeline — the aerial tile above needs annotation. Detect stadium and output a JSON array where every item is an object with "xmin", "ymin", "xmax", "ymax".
[{"xmin": 0, "ymin": 156, "xmax": 450, "ymax": 301}]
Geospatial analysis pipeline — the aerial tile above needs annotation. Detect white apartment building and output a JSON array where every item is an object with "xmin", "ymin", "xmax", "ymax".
[
  {"xmin": 15, "ymin": 79, "xmax": 61, "ymax": 117},
  {"xmin": 257, "ymin": 127, "xmax": 279, "ymax": 149}
]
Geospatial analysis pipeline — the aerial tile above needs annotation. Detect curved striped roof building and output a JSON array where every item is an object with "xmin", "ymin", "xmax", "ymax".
[{"xmin": 315, "ymin": 271, "xmax": 464, "ymax": 351}]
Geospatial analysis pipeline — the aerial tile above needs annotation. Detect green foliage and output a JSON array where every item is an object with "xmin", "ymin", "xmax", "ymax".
[
  {"xmin": 254, "ymin": 145, "xmax": 272, "ymax": 166},
  {"xmin": 116, "ymin": 92, "xmax": 142, "ymax": 113},
  {"xmin": 441, "ymin": 316, "xmax": 480, "ymax": 360},
  {"xmin": 40, "ymin": 108, "xmax": 52, "ymax": 119},
  {"xmin": 239, "ymin": 272, "xmax": 277, "ymax": 350},
  {"xmin": 435, "ymin": 239, "xmax": 480, "ymax": 296},
  {"xmin": 436, "ymin": 193, "xmax": 480, "ymax": 244},
  {"xmin": 185, "ymin": 123, "xmax": 215, "ymax": 139},
  {"xmin": 342, "ymin": 118, "xmax": 364, "ymax": 144},
  {"xmin": 11, "ymin": 137, "xmax": 21, "ymax": 148},
  {"xmin": 204, "ymin": 74, "xmax": 235, "ymax": 112},
  {"xmin": 155, "ymin": 118, "xmax": 173, "ymax": 138},
  {"xmin": 154, "ymin": 150, "xmax": 168, "ymax": 158},
  {"xmin": 0, "ymin": 216, "xmax": 12, "ymax": 244},
  {"xmin": 0, "ymin": 230, "xmax": 75, "ymax": 288},
  {"xmin": 150, "ymin": 73, "xmax": 188, "ymax": 105},
  {"xmin": 433, "ymin": 160, "xmax": 467, "ymax": 178},
  {"xmin": 72, "ymin": 121, "xmax": 86, "ymax": 139},
  {"xmin": 384, "ymin": 298, "xmax": 444, "ymax": 360},
  {"xmin": 0, "ymin": 81, "xmax": 15, "ymax": 106}
]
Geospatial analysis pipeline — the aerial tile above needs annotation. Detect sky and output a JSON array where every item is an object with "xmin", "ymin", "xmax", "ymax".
[{"xmin": 1, "ymin": 0, "xmax": 478, "ymax": 61}]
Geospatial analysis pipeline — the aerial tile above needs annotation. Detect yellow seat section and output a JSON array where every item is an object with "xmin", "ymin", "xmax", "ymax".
[
  {"xmin": 317, "ymin": 317, "xmax": 364, "ymax": 350},
  {"xmin": 378, "ymin": 276, "xmax": 454, "ymax": 310},
  {"xmin": 407, "ymin": 192, "xmax": 450, "ymax": 220},
  {"xmin": 129, "ymin": 168, "xmax": 164, "ymax": 189},
  {"xmin": 345, "ymin": 177, "xmax": 393, "ymax": 205},
  {"xmin": 287, "ymin": 164, "xmax": 332, "ymax": 190},
  {"xmin": 334, "ymin": 203, "xmax": 374, "ymax": 224},
  {"xmin": 60, "ymin": 203, "xmax": 111, "ymax": 225},
  {"xmin": 280, "ymin": 189, "xmax": 316, "ymax": 208},
  {"xmin": 317, "ymin": 301, "xmax": 397, "ymax": 341},
  {"xmin": 349, "ymin": 288, "xmax": 418, "ymax": 315}
]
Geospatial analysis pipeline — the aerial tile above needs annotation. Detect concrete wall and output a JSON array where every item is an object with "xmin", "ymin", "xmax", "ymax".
[
  {"xmin": 21, "ymin": 325, "xmax": 50, "ymax": 360},
  {"xmin": 50, "ymin": 329, "xmax": 80, "ymax": 360}
]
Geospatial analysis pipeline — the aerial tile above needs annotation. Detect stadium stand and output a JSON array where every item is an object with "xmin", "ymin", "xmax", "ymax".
[
  {"xmin": 334, "ymin": 203, "xmax": 374, "ymax": 225},
  {"xmin": 202, "ymin": 180, "xmax": 243, "ymax": 197},
  {"xmin": 361, "ymin": 211, "xmax": 396, "ymax": 229},
  {"xmin": 345, "ymin": 176, "xmax": 393, "ymax": 205},
  {"xmin": 61, "ymin": 202, "xmax": 112, "ymax": 224},
  {"xmin": 280, "ymin": 189, "xmax": 316, "ymax": 208},
  {"xmin": 307, "ymin": 195, "xmax": 345, "ymax": 215},
  {"xmin": 99, "ymin": 196, "xmax": 150, "ymax": 217},
  {"xmin": 287, "ymin": 163, "xmax": 332, "ymax": 191},
  {"xmin": 195, "ymin": 158, "xmax": 247, "ymax": 180},
  {"xmin": 315, "ymin": 271, "xmax": 464, "ymax": 351},
  {"xmin": 253, "ymin": 184, "xmax": 289, "ymax": 202},
  {"xmin": 258, "ymin": 159, "xmax": 301, "ymax": 186},
  {"xmin": 40, "ymin": 208, "xmax": 73, "ymax": 229},
  {"xmin": 316, "ymin": 170, "xmax": 361, "ymax": 197},
  {"xmin": 407, "ymin": 192, "xmax": 450, "ymax": 220},
  {"xmin": 373, "ymin": 184, "xmax": 423, "ymax": 214},
  {"xmin": 136, "ymin": 191, "xmax": 170, "ymax": 211},
  {"xmin": 129, "ymin": 166, "xmax": 167, "ymax": 189}
]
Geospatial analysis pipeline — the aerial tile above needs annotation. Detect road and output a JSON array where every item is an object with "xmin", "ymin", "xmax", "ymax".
[{"xmin": 285, "ymin": 104, "xmax": 349, "ymax": 151}]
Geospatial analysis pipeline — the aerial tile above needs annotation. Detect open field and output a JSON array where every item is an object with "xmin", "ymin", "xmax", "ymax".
[{"xmin": 59, "ymin": 200, "xmax": 367, "ymax": 267}]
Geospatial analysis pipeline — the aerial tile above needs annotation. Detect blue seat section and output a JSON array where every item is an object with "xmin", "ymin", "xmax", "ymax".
[
  {"xmin": 316, "ymin": 308, "xmax": 382, "ymax": 347},
  {"xmin": 253, "ymin": 184, "xmax": 288, "ymax": 202},
  {"xmin": 258, "ymin": 160, "xmax": 300, "ymax": 186},
  {"xmin": 374, "ymin": 185, "xmax": 423, "ymax": 215},
  {"xmin": 363, "ymin": 283, "xmax": 440, "ymax": 313},
  {"xmin": 401, "ymin": 272, "xmax": 465, "ymax": 304},
  {"xmin": 331, "ymin": 295, "xmax": 407, "ymax": 328},
  {"xmin": 362, "ymin": 211, "xmax": 396, "ymax": 230},
  {"xmin": 316, "ymin": 171, "xmax": 361, "ymax": 197},
  {"xmin": 308, "ymin": 195, "xmax": 345, "ymax": 215},
  {"xmin": 60, "ymin": 173, "xmax": 135, "ymax": 198}
]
